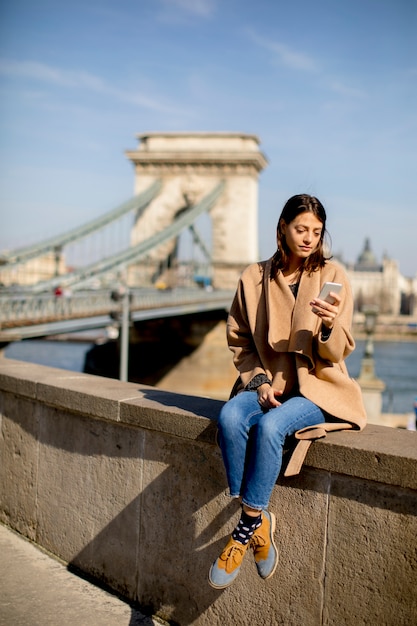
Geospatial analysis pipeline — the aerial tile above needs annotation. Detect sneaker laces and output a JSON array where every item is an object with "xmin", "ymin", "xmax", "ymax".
[
  {"xmin": 221, "ymin": 542, "xmax": 246, "ymax": 570},
  {"xmin": 250, "ymin": 532, "xmax": 267, "ymax": 549}
]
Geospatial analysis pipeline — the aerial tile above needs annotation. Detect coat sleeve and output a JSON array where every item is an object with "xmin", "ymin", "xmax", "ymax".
[
  {"xmin": 316, "ymin": 267, "xmax": 356, "ymax": 363},
  {"xmin": 226, "ymin": 278, "xmax": 267, "ymax": 387}
]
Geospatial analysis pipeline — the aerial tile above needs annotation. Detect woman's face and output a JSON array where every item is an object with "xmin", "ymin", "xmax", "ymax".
[{"xmin": 280, "ymin": 211, "xmax": 323, "ymax": 261}]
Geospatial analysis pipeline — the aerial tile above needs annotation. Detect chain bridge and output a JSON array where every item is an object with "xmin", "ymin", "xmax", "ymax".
[
  {"xmin": 1, "ymin": 133, "xmax": 267, "ymax": 389},
  {"xmin": 1, "ymin": 133, "xmax": 266, "ymax": 339}
]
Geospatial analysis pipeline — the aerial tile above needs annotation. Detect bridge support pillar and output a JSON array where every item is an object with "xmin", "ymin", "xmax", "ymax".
[{"xmin": 125, "ymin": 132, "xmax": 267, "ymax": 289}]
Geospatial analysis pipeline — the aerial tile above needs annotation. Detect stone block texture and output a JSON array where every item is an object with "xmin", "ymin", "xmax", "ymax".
[{"xmin": 1, "ymin": 358, "xmax": 416, "ymax": 625}]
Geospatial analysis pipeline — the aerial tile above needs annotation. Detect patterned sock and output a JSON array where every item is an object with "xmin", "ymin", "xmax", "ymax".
[{"xmin": 232, "ymin": 510, "xmax": 262, "ymax": 545}]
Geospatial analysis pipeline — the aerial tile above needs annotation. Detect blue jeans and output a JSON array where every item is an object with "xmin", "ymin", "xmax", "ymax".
[{"xmin": 217, "ymin": 391, "xmax": 328, "ymax": 510}]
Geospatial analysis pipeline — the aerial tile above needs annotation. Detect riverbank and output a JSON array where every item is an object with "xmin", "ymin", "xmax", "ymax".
[
  {"xmin": 352, "ymin": 312, "xmax": 417, "ymax": 342},
  {"xmin": 353, "ymin": 331, "xmax": 417, "ymax": 342},
  {"xmin": 369, "ymin": 412, "xmax": 416, "ymax": 430}
]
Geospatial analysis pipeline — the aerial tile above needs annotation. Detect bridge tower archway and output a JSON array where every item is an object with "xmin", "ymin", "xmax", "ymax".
[{"xmin": 125, "ymin": 132, "xmax": 267, "ymax": 290}]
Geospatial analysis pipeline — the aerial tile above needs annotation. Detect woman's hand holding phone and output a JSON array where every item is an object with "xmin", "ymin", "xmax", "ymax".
[{"xmin": 310, "ymin": 282, "xmax": 342, "ymax": 327}]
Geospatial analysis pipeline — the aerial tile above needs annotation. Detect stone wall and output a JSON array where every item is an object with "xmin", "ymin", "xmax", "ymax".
[{"xmin": 0, "ymin": 358, "xmax": 416, "ymax": 626}]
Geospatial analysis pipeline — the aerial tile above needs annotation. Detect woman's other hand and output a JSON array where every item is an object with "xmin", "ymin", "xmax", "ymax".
[{"xmin": 257, "ymin": 384, "xmax": 283, "ymax": 409}]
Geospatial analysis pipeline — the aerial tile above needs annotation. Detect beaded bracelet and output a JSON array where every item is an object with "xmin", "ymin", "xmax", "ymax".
[{"xmin": 321, "ymin": 324, "xmax": 333, "ymax": 341}]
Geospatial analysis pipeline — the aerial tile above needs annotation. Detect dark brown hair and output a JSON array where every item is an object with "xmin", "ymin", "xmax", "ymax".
[{"xmin": 270, "ymin": 194, "xmax": 331, "ymax": 279}]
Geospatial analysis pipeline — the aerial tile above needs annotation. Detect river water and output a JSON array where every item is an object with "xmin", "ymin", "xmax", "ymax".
[{"xmin": 4, "ymin": 338, "xmax": 417, "ymax": 415}]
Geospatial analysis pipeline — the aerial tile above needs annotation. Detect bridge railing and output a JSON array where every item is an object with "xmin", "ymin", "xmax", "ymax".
[
  {"xmin": 0, "ymin": 290, "xmax": 113, "ymax": 327},
  {"xmin": 0, "ymin": 287, "xmax": 234, "ymax": 331}
]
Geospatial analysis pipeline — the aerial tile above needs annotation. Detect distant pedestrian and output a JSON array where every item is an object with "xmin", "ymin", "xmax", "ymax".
[{"xmin": 208, "ymin": 194, "xmax": 367, "ymax": 589}]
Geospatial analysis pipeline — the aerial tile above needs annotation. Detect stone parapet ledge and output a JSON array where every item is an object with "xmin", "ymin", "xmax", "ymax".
[
  {"xmin": 305, "ymin": 426, "xmax": 417, "ymax": 491},
  {"xmin": 1, "ymin": 358, "xmax": 416, "ymax": 488},
  {"xmin": 0, "ymin": 358, "xmax": 222, "ymax": 440}
]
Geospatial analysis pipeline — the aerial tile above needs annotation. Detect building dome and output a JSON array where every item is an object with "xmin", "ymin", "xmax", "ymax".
[{"xmin": 355, "ymin": 238, "xmax": 382, "ymax": 272}]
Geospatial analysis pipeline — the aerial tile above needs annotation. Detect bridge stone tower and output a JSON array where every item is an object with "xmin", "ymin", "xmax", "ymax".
[{"xmin": 125, "ymin": 132, "xmax": 267, "ymax": 289}]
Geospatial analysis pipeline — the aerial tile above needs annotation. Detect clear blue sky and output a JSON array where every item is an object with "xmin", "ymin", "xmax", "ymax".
[{"xmin": 1, "ymin": 0, "xmax": 416, "ymax": 275}]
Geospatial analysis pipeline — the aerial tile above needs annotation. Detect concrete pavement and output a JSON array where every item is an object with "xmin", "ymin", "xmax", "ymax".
[{"xmin": 0, "ymin": 524, "xmax": 167, "ymax": 626}]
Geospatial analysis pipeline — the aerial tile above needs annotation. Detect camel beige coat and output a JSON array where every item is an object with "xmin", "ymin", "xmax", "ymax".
[{"xmin": 227, "ymin": 258, "xmax": 367, "ymax": 475}]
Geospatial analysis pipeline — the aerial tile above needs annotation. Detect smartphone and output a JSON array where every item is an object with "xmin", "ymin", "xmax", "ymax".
[{"xmin": 317, "ymin": 282, "xmax": 342, "ymax": 304}]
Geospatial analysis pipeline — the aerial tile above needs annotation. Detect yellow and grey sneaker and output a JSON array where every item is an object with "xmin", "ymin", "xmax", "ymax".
[
  {"xmin": 250, "ymin": 510, "xmax": 278, "ymax": 579},
  {"xmin": 208, "ymin": 536, "xmax": 250, "ymax": 589}
]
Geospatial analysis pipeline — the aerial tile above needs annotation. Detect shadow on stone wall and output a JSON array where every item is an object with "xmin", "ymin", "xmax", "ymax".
[{"xmin": 1, "ymin": 364, "xmax": 416, "ymax": 625}]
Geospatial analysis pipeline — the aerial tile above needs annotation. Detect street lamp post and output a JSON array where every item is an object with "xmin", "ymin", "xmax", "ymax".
[
  {"xmin": 357, "ymin": 305, "xmax": 385, "ymax": 423},
  {"xmin": 110, "ymin": 270, "xmax": 131, "ymax": 383},
  {"xmin": 359, "ymin": 305, "xmax": 379, "ymax": 379},
  {"xmin": 119, "ymin": 286, "xmax": 130, "ymax": 382}
]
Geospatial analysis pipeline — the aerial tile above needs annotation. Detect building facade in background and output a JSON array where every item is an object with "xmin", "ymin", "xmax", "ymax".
[{"xmin": 341, "ymin": 238, "xmax": 416, "ymax": 316}]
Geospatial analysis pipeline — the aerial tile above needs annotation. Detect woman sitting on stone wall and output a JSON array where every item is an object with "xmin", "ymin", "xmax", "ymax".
[{"xmin": 208, "ymin": 193, "xmax": 367, "ymax": 590}]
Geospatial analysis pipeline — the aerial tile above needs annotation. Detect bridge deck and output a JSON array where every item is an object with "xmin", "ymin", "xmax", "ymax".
[{"xmin": 0, "ymin": 288, "xmax": 234, "ymax": 341}]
